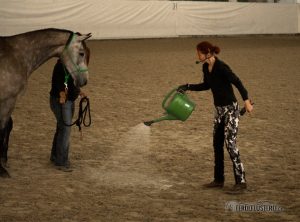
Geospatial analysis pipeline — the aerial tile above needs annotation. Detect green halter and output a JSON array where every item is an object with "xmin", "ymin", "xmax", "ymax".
[{"xmin": 63, "ymin": 65, "xmax": 70, "ymax": 90}]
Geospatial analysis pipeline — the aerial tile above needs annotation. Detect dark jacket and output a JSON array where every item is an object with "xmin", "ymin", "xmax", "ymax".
[
  {"xmin": 189, "ymin": 57, "xmax": 248, "ymax": 106},
  {"xmin": 50, "ymin": 60, "xmax": 80, "ymax": 102}
]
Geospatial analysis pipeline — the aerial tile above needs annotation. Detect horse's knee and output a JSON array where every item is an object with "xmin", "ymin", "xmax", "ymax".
[
  {"xmin": 8, "ymin": 117, "xmax": 13, "ymax": 133},
  {"xmin": 0, "ymin": 117, "xmax": 13, "ymax": 136},
  {"xmin": 0, "ymin": 128, "xmax": 4, "ymax": 153},
  {"xmin": 0, "ymin": 117, "xmax": 13, "ymax": 161}
]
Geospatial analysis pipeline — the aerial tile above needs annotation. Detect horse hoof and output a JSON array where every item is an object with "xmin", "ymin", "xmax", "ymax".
[
  {"xmin": 0, "ymin": 166, "xmax": 10, "ymax": 178},
  {"xmin": 0, "ymin": 158, "xmax": 9, "ymax": 168}
]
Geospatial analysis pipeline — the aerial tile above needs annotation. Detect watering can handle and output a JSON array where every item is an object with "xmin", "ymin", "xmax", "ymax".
[{"xmin": 162, "ymin": 87, "xmax": 181, "ymax": 110}]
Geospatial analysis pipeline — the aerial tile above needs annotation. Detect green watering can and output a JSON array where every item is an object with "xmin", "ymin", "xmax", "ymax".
[{"xmin": 144, "ymin": 87, "xmax": 196, "ymax": 126}]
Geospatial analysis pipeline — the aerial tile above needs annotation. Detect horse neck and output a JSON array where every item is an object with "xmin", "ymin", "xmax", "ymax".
[{"xmin": 11, "ymin": 30, "xmax": 70, "ymax": 76}]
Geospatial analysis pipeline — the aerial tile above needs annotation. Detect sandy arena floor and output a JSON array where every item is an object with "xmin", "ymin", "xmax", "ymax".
[{"xmin": 0, "ymin": 35, "xmax": 299, "ymax": 221}]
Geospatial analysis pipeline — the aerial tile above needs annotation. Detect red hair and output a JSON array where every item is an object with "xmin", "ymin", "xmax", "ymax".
[{"xmin": 196, "ymin": 41, "xmax": 220, "ymax": 55}]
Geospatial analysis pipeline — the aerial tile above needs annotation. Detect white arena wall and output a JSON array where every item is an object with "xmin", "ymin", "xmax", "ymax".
[
  {"xmin": 0, "ymin": 0, "xmax": 299, "ymax": 39},
  {"xmin": 298, "ymin": 4, "xmax": 300, "ymax": 32}
]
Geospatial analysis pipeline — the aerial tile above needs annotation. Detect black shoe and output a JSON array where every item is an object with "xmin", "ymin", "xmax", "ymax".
[
  {"xmin": 55, "ymin": 161, "xmax": 72, "ymax": 172},
  {"xmin": 234, "ymin": 183, "xmax": 247, "ymax": 190},
  {"xmin": 226, "ymin": 183, "xmax": 247, "ymax": 194},
  {"xmin": 203, "ymin": 181, "xmax": 224, "ymax": 188},
  {"xmin": 55, "ymin": 165, "xmax": 73, "ymax": 172}
]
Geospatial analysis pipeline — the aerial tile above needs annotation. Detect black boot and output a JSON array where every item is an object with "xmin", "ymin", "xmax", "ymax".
[{"xmin": 203, "ymin": 180, "xmax": 224, "ymax": 188}]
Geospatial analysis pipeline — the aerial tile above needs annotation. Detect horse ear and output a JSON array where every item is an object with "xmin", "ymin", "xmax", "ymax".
[{"xmin": 77, "ymin": 33, "xmax": 92, "ymax": 42}]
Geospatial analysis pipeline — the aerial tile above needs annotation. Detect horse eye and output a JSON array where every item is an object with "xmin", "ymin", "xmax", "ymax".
[{"xmin": 79, "ymin": 52, "xmax": 85, "ymax": 57}]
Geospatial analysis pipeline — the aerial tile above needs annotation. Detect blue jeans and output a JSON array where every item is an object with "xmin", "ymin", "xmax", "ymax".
[{"xmin": 50, "ymin": 96, "xmax": 74, "ymax": 166}]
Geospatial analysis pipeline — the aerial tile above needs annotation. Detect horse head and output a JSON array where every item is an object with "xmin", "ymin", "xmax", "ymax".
[{"xmin": 60, "ymin": 32, "xmax": 92, "ymax": 87}]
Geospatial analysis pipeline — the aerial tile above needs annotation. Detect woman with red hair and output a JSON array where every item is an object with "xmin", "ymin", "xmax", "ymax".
[{"xmin": 178, "ymin": 41, "xmax": 253, "ymax": 192}]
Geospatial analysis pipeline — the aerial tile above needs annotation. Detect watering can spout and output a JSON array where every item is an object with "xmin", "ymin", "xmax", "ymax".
[
  {"xmin": 144, "ymin": 114, "xmax": 178, "ymax": 126},
  {"xmin": 144, "ymin": 121, "xmax": 154, "ymax": 126}
]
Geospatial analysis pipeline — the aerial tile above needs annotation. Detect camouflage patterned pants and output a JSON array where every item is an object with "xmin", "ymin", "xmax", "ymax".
[{"xmin": 213, "ymin": 102, "xmax": 246, "ymax": 184}]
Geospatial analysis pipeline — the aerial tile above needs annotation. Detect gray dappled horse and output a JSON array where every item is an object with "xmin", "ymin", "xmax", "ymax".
[{"xmin": 0, "ymin": 28, "xmax": 92, "ymax": 177}]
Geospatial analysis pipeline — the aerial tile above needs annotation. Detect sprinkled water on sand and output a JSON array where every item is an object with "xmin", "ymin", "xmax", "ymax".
[
  {"xmin": 122, "ymin": 123, "xmax": 151, "ymax": 152},
  {"xmin": 87, "ymin": 123, "xmax": 172, "ymax": 188}
]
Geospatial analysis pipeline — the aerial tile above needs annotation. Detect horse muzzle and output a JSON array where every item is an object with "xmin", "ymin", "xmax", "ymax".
[{"xmin": 76, "ymin": 73, "xmax": 88, "ymax": 87}]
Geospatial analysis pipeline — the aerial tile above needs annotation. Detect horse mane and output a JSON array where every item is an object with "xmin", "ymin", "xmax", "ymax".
[
  {"xmin": 5, "ymin": 28, "xmax": 73, "ymax": 38},
  {"xmin": 1, "ymin": 28, "xmax": 90, "ymax": 63}
]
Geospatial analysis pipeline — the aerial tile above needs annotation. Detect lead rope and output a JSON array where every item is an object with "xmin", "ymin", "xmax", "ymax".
[
  {"xmin": 62, "ymin": 65, "xmax": 91, "ymax": 139},
  {"xmin": 61, "ymin": 96, "xmax": 92, "ymax": 139}
]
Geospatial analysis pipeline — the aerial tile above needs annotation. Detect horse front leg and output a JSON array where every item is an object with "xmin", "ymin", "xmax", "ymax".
[
  {"xmin": 1, "ymin": 117, "xmax": 13, "ymax": 168},
  {"xmin": 0, "ymin": 135, "xmax": 10, "ymax": 177},
  {"xmin": 0, "ymin": 118, "xmax": 13, "ymax": 178}
]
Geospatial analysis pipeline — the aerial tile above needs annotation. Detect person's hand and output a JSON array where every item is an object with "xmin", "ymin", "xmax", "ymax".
[
  {"xmin": 244, "ymin": 99, "xmax": 254, "ymax": 113},
  {"xmin": 80, "ymin": 90, "xmax": 87, "ymax": 98},
  {"xmin": 59, "ymin": 91, "xmax": 66, "ymax": 104},
  {"xmin": 177, "ymin": 84, "xmax": 189, "ymax": 92}
]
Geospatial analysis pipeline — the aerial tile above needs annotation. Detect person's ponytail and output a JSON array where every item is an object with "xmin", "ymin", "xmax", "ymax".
[{"xmin": 212, "ymin": 45, "xmax": 220, "ymax": 54}]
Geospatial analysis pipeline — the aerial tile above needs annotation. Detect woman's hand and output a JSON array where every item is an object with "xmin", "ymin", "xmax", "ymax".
[
  {"xmin": 79, "ymin": 90, "xmax": 87, "ymax": 98},
  {"xmin": 244, "ymin": 99, "xmax": 254, "ymax": 113},
  {"xmin": 59, "ymin": 91, "xmax": 66, "ymax": 104}
]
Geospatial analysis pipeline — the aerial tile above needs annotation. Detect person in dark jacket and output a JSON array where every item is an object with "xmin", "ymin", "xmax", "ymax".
[
  {"xmin": 178, "ymin": 41, "xmax": 253, "ymax": 191},
  {"xmin": 49, "ymin": 45, "xmax": 90, "ymax": 171}
]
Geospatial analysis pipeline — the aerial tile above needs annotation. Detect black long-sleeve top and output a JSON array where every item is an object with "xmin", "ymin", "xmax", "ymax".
[
  {"xmin": 188, "ymin": 57, "xmax": 248, "ymax": 107},
  {"xmin": 50, "ymin": 60, "xmax": 80, "ymax": 102}
]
